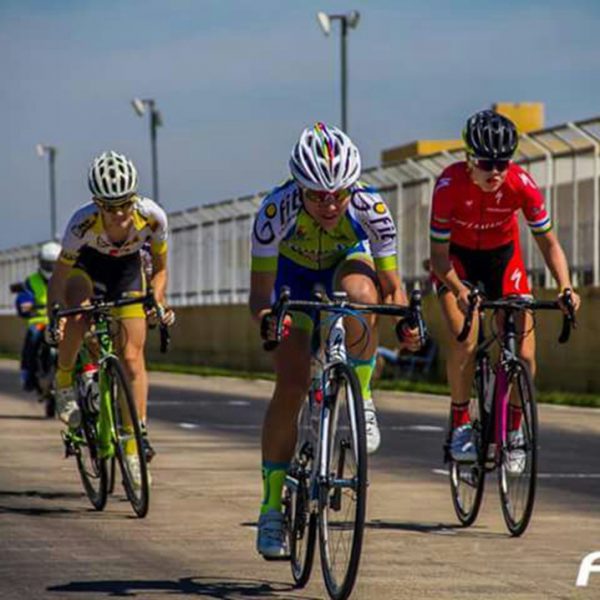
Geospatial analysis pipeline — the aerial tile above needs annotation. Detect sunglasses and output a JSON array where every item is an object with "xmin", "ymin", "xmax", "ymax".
[
  {"xmin": 94, "ymin": 196, "xmax": 136, "ymax": 213},
  {"xmin": 472, "ymin": 157, "xmax": 511, "ymax": 173},
  {"xmin": 303, "ymin": 188, "xmax": 351, "ymax": 205}
]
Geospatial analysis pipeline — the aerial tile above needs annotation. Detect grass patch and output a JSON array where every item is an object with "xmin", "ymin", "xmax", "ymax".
[
  {"xmin": 147, "ymin": 361, "xmax": 600, "ymax": 408},
  {"xmin": 148, "ymin": 361, "xmax": 275, "ymax": 381}
]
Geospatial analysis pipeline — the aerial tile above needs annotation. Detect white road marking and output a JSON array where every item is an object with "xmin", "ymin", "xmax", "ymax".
[
  {"xmin": 432, "ymin": 468, "xmax": 600, "ymax": 480},
  {"xmin": 228, "ymin": 400, "xmax": 251, "ymax": 406},
  {"xmin": 178, "ymin": 422, "xmax": 259, "ymax": 431},
  {"xmin": 390, "ymin": 425, "xmax": 444, "ymax": 432}
]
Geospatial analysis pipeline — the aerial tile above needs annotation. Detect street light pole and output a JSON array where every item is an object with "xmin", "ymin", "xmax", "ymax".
[
  {"xmin": 131, "ymin": 98, "xmax": 163, "ymax": 205},
  {"xmin": 36, "ymin": 144, "xmax": 58, "ymax": 240},
  {"xmin": 317, "ymin": 10, "xmax": 360, "ymax": 133}
]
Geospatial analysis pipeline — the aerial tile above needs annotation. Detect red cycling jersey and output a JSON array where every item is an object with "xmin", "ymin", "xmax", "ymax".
[{"xmin": 430, "ymin": 162, "xmax": 552, "ymax": 250}]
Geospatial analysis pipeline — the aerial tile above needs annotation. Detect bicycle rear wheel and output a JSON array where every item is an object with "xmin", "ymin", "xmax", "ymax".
[
  {"xmin": 284, "ymin": 403, "xmax": 317, "ymax": 587},
  {"xmin": 74, "ymin": 400, "xmax": 108, "ymax": 511},
  {"xmin": 104, "ymin": 357, "xmax": 149, "ymax": 518},
  {"xmin": 498, "ymin": 359, "xmax": 537, "ymax": 537},
  {"xmin": 318, "ymin": 362, "xmax": 367, "ymax": 600},
  {"xmin": 448, "ymin": 358, "xmax": 489, "ymax": 527}
]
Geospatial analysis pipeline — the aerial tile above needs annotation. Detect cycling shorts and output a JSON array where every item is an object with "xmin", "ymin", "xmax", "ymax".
[
  {"xmin": 274, "ymin": 244, "xmax": 375, "ymax": 332},
  {"xmin": 434, "ymin": 241, "xmax": 531, "ymax": 300},
  {"xmin": 69, "ymin": 248, "xmax": 146, "ymax": 319}
]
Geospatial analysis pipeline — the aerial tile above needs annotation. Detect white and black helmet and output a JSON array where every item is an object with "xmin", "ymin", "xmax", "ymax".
[
  {"xmin": 88, "ymin": 151, "xmax": 138, "ymax": 200},
  {"xmin": 289, "ymin": 123, "xmax": 361, "ymax": 192},
  {"xmin": 38, "ymin": 241, "xmax": 61, "ymax": 278}
]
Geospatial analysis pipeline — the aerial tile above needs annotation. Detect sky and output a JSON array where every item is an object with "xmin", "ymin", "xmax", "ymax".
[{"xmin": 3, "ymin": 0, "xmax": 600, "ymax": 249}]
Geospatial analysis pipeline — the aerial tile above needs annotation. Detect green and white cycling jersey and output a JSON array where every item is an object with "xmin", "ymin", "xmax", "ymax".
[{"xmin": 251, "ymin": 180, "xmax": 397, "ymax": 273}]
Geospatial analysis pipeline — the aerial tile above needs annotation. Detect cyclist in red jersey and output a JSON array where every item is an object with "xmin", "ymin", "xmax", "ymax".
[{"xmin": 429, "ymin": 110, "xmax": 581, "ymax": 464}]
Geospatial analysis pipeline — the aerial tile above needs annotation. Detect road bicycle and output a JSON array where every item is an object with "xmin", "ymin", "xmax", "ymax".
[
  {"xmin": 51, "ymin": 293, "xmax": 169, "ymax": 518},
  {"xmin": 267, "ymin": 286, "xmax": 426, "ymax": 600},
  {"xmin": 446, "ymin": 290, "xmax": 575, "ymax": 536}
]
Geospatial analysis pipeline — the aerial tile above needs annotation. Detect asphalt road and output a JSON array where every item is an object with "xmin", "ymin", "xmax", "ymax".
[{"xmin": 1, "ymin": 359, "xmax": 599, "ymax": 599}]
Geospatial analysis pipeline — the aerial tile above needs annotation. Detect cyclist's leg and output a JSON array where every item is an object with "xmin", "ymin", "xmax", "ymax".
[
  {"xmin": 496, "ymin": 240, "xmax": 535, "ymax": 432},
  {"xmin": 258, "ymin": 326, "xmax": 310, "ymax": 557},
  {"xmin": 55, "ymin": 271, "xmax": 93, "ymax": 424},
  {"xmin": 335, "ymin": 252, "xmax": 382, "ymax": 453},
  {"xmin": 21, "ymin": 324, "xmax": 37, "ymax": 390},
  {"xmin": 115, "ymin": 316, "xmax": 148, "ymax": 423}
]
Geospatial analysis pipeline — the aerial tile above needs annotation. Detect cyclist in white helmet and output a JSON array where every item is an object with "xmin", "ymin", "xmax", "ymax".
[
  {"xmin": 12, "ymin": 241, "xmax": 61, "ymax": 392},
  {"xmin": 47, "ymin": 150, "xmax": 175, "ymax": 488},
  {"xmin": 250, "ymin": 122, "xmax": 420, "ymax": 558}
]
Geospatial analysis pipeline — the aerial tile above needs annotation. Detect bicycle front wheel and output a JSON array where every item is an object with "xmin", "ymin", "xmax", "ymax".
[
  {"xmin": 318, "ymin": 362, "xmax": 367, "ymax": 600},
  {"xmin": 104, "ymin": 357, "xmax": 149, "ymax": 518},
  {"xmin": 75, "ymin": 403, "xmax": 108, "ymax": 511},
  {"xmin": 498, "ymin": 359, "xmax": 538, "ymax": 537}
]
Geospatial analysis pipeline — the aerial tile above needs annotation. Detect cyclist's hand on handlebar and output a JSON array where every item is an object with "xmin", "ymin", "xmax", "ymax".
[
  {"xmin": 455, "ymin": 286, "xmax": 475, "ymax": 316},
  {"xmin": 157, "ymin": 304, "xmax": 176, "ymax": 327},
  {"xmin": 396, "ymin": 320, "xmax": 421, "ymax": 352},
  {"xmin": 260, "ymin": 310, "xmax": 292, "ymax": 343},
  {"xmin": 558, "ymin": 288, "xmax": 580, "ymax": 315},
  {"xmin": 44, "ymin": 317, "xmax": 65, "ymax": 346}
]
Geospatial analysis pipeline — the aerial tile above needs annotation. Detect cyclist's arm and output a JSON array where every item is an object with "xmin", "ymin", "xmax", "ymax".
[
  {"xmin": 250, "ymin": 271, "xmax": 275, "ymax": 324},
  {"xmin": 377, "ymin": 268, "xmax": 407, "ymax": 307},
  {"xmin": 150, "ymin": 250, "xmax": 168, "ymax": 306},
  {"xmin": 430, "ymin": 242, "xmax": 467, "ymax": 297},
  {"xmin": 533, "ymin": 230, "xmax": 573, "ymax": 293},
  {"xmin": 47, "ymin": 259, "xmax": 72, "ymax": 316}
]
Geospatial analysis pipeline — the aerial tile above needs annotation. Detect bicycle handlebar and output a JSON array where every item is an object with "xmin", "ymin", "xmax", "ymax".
[
  {"xmin": 50, "ymin": 291, "xmax": 171, "ymax": 353},
  {"xmin": 263, "ymin": 286, "xmax": 427, "ymax": 352},
  {"xmin": 456, "ymin": 288, "xmax": 576, "ymax": 344}
]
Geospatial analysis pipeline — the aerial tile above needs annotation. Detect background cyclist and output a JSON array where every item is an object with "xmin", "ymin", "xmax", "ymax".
[
  {"xmin": 14, "ymin": 241, "xmax": 61, "ymax": 391},
  {"xmin": 250, "ymin": 122, "xmax": 419, "ymax": 558},
  {"xmin": 47, "ymin": 150, "xmax": 174, "ymax": 487},
  {"xmin": 429, "ymin": 110, "xmax": 581, "ymax": 468}
]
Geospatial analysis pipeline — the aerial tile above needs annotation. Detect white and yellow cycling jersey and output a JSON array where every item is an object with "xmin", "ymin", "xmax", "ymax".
[{"xmin": 59, "ymin": 196, "xmax": 168, "ymax": 266}]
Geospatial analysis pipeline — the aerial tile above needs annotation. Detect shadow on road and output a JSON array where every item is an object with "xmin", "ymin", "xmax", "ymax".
[
  {"xmin": 0, "ymin": 489, "xmax": 86, "ymax": 517},
  {"xmin": 47, "ymin": 576, "xmax": 321, "ymax": 599},
  {"xmin": 0, "ymin": 413, "xmax": 48, "ymax": 420},
  {"xmin": 368, "ymin": 518, "xmax": 504, "ymax": 538}
]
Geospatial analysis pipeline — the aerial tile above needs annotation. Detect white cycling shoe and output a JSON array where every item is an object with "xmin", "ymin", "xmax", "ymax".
[
  {"xmin": 56, "ymin": 387, "xmax": 81, "ymax": 428},
  {"xmin": 364, "ymin": 400, "xmax": 381, "ymax": 455},
  {"xmin": 505, "ymin": 430, "xmax": 526, "ymax": 476},
  {"xmin": 450, "ymin": 424, "xmax": 477, "ymax": 463},
  {"xmin": 257, "ymin": 509, "xmax": 289, "ymax": 559},
  {"xmin": 125, "ymin": 453, "xmax": 152, "ymax": 489}
]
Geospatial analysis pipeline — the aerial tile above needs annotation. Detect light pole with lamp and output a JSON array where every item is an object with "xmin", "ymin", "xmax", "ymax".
[
  {"xmin": 36, "ymin": 144, "xmax": 58, "ymax": 240},
  {"xmin": 131, "ymin": 98, "xmax": 163, "ymax": 205},
  {"xmin": 316, "ymin": 10, "xmax": 360, "ymax": 133}
]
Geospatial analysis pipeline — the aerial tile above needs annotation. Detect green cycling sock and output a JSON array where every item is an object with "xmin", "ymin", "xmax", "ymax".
[
  {"xmin": 348, "ymin": 355, "xmax": 376, "ymax": 404},
  {"xmin": 260, "ymin": 461, "xmax": 288, "ymax": 515}
]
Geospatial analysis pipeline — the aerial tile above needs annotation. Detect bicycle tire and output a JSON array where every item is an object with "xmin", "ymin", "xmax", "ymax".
[
  {"xmin": 448, "ymin": 357, "xmax": 489, "ymax": 526},
  {"xmin": 105, "ymin": 357, "xmax": 150, "ymax": 518},
  {"xmin": 498, "ymin": 358, "xmax": 537, "ymax": 537},
  {"xmin": 75, "ymin": 394, "xmax": 108, "ymax": 511},
  {"xmin": 285, "ymin": 403, "xmax": 317, "ymax": 587},
  {"xmin": 318, "ymin": 362, "xmax": 367, "ymax": 600}
]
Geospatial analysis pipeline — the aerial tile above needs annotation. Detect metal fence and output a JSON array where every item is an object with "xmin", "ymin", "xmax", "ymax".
[{"xmin": 2, "ymin": 116, "xmax": 600, "ymax": 313}]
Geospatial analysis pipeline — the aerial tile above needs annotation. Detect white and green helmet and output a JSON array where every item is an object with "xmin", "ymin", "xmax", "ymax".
[{"xmin": 88, "ymin": 150, "xmax": 138, "ymax": 200}]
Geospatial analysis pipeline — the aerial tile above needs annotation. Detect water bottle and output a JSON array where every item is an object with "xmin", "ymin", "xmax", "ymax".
[{"xmin": 79, "ymin": 363, "xmax": 100, "ymax": 414}]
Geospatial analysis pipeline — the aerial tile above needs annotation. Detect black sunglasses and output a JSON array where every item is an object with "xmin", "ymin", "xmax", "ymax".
[{"xmin": 472, "ymin": 157, "xmax": 510, "ymax": 172}]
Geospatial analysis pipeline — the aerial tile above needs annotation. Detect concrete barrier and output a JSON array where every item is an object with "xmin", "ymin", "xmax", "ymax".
[{"xmin": 1, "ymin": 287, "xmax": 598, "ymax": 393}]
